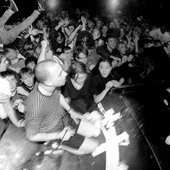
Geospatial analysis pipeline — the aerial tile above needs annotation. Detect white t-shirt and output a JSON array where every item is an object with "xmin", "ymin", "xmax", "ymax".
[{"xmin": 0, "ymin": 77, "xmax": 11, "ymax": 119}]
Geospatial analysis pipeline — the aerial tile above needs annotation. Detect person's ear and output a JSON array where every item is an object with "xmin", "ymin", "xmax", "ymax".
[{"xmin": 44, "ymin": 79, "xmax": 52, "ymax": 86}]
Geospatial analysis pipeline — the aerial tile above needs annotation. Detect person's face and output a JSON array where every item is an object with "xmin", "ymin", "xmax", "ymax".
[
  {"xmin": 56, "ymin": 35, "xmax": 64, "ymax": 44},
  {"xmin": 77, "ymin": 52, "xmax": 88, "ymax": 64},
  {"xmin": 109, "ymin": 22, "xmax": 116, "ymax": 28},
  {"xmin": 87, "ymin": 20, "xmax": 94, "ymax": 28},
  {"xmin": 120, "ymin": 28, "xmax": 125, "ymax": 37},
  {"xmin": 106, "ymin": 37, "xmax": 117, "ymax": 50},
  {"xmin": 5, "ymin": 75, "xmax": 17, "ymax": 95},
  {"xmin": 118, "ymin": 44, "xmax": 127, "ymax": 54},
  {"xmin": 129, "ymin": 42, "xmax": 135, "ymax": 51},
  {"xmin": 99, "ymin": 61, "xmax": 112, "ymax": 78},
  {"xmin": 102, "ymin": 26, "xmax": 108, "ymax": 35},
  {"xmin": 27, "ymin": 61, "xmax": 36, "ymax": 71},
  {"xmin": 96, "ymin": 20, "xmax": 102, "ymax": 29},
  {"xmin": 21, "ymin": 74, "xmax": 34, "ymax": 87},
  {"xmin": 144, "ymin": 28, "xmax": 150, "ymax": 36},
  {"xmin": 36, "ymin": 20, "xmax": 44, "ymax": 29},
  {"xmin": 65, "ymin": 49, "xmax": 73, "ymax": 59},
  {"xmin": 68, "ymin": 25, "xmax": 75, "ymax": 34},
  {"xmin": 114, "ymin": 19, "xmax": 119, "ymax": 27},
  {"xmin": 93, "ymin": 29, "xmax": 101, "ymax": 40},
  {"xmin": 49, "ymin": 65, "xmax": 67, "ymax": 87},
  {"xmin": 74, "ymin": 73, "xmax": 87, "ymax": 85}
]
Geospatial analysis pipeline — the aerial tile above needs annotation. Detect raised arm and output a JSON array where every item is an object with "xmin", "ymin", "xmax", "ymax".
[
  {"xmin": 37, "ymin": 28, "xmax": 49, "ymax": 63},
  {"xmin": 66, "ymin": 25, "xmax": 82, "ymax": 45}
]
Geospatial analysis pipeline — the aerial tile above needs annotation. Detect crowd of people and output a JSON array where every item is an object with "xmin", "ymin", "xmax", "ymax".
[{"xmin": 0, "ymin": 0, "xmax": 170, "ymax": 165}]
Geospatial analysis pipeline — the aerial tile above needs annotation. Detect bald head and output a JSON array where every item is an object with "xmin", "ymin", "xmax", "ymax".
[{"xmin": 35, "ymin": 60, "xmax": 62, "ymax": 84}]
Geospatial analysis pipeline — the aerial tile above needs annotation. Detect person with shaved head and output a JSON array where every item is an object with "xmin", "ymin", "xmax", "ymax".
[{"xmin": 25, "ymin": 59, "xmax": 102, "ymax": 155}]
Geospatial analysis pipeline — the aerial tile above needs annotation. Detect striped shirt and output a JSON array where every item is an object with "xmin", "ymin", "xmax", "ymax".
[{"xmin": 25, "ymin": 83, "xmax": 65, "ymax": 138}]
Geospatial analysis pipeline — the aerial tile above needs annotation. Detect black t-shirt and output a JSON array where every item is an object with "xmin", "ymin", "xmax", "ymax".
[
  {"xmin": 63, "ymin": 75, "xmax": 93, "ymax": 113},
  {"xmin": 89, "ymin": 70, "xmax": 121, "ymax": 96},
  {"xmin": 97, "ymin": 44, "xmax": 120, "ymax": 59},
  {"xmin": 141, "ymin": 46, "xmax": 170, "ymax": 82}
]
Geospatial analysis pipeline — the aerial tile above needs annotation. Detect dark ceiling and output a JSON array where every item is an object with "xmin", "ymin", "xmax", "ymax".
[{"xmin": 0, "ymin": 0, "xmax": 169, "ymax": 26}]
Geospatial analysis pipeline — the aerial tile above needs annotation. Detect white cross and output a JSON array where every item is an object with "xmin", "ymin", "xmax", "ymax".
[{"xmin": 92, "ymin": 108, "xmax": 130, "ymax": 170}]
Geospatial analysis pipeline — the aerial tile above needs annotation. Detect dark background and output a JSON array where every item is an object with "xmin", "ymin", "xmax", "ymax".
[{"xmin": 0, "ymin": 0, "xmax": 169, "ymax": 27}]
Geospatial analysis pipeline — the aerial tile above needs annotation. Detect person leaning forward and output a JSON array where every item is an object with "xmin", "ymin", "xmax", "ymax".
[{"xmin": 25, "ymin": 59, "xmax": 103, "ymax": 155}]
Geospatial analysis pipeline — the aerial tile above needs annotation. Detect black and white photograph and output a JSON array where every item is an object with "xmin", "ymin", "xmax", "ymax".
[{"xmin": 0, "ymin": 0, "xmax": 170, "ymax": 169}]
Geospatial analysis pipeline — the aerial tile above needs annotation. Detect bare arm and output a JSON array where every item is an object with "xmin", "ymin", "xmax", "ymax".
[
  {"xmin": 66, "ymin": 25, "xmax": 82, "ymax": 45},
  {"xmin": 94, "ymin": 88, "xmax": 109, "ymax": 104},
  {"xmin": 37, "ymin": 28, "xmax": 49, "ymax": 63},
  {"xmin": 3, "ymin": 99, "xmax": 25, "ymax": 127},
  {"xmin": 133, "ymin": 34, "xmax": 139, "ymax": 53},
  {"xmin": 64, "ymin": 27, "xmax": 72, "ymax": 37},
  {"xmin": 94, "ymin": 80, "xmax": 123, "ymax": 103},
  {"xmin": 27, "ymin": 117, "xmax": 73, "ymax": 142},
  {"xmin": 28, "ymin": 132, "xmax": 60, "ymax": 142},
  {"xmin": 59, "ymin": 94, "xmax": 83, "ymax": 123}
]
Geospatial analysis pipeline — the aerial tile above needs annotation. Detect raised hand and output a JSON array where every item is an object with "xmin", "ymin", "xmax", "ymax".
[
  {"xmin": 63, "ymin": 17, "xmax": 70, "ymax": 27},
  {"xmin": 111, "ymin": 80, "xmax": 121, "ymax": 87},
  {"xmin": 105, "ymin": 81, "xmax": 114, "ymax": 90},
  {"xmin": 58, "ymin": 18, "xmax": 64, "ymax": 27}
]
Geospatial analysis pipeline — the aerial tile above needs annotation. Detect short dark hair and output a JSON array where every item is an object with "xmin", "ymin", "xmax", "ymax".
[
  {"xmin": 105, "ymin": 28, "xmax": 120, "ymax": 42},
  {"xmin": 19, "ymin": 67, "xmax": 33, "ymax": 78}
]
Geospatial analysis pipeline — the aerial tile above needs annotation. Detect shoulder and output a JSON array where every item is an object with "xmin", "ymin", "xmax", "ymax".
[{"xmin": 0, "ymin": 77, "xmax": 11, "ymax": 97}]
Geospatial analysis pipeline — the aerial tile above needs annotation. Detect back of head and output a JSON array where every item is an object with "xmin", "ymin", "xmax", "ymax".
[{"xmin": 35, "ymin": 60, "xmax": 61, "ymax": 84}]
